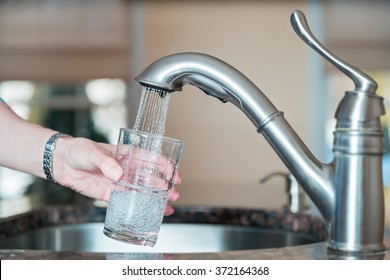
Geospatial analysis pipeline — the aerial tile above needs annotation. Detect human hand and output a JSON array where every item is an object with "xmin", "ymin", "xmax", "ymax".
[{"xmin": 52, "ymin": 137, "xmax": 180, "ymax": 215}]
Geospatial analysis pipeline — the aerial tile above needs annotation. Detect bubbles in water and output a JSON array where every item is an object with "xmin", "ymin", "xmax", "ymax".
[{"xmin": 105, "ymin": 186, "xmax": 168, "ymax": 238}]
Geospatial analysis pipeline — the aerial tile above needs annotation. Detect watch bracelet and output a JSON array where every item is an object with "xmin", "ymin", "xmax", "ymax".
[{"xmin": 43, "ymin": 132, "xmax": 72, "ymax": 183}]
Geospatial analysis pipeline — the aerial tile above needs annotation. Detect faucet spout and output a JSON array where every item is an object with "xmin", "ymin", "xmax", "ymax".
[
  {"xmin": 136, "ymin": 52, "xmax": 335, "ymax": 222},
  {"xmin": 136, "ymin": 53, "xmax": 278, "ymax": 129}
]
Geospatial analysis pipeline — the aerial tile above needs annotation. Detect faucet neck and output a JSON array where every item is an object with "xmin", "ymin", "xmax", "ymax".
[
  {"xmin": 136, "ymin": 53, "xmax": 279, "ymax": 132},
  {"xmin": 137, "ymin": 52, "xmax": 336, "ymax": 221}
]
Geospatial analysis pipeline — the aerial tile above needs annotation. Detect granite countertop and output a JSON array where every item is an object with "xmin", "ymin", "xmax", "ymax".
[{"xmin": 0, "ymin": 202, "xmax": 389, "ymax": 260}]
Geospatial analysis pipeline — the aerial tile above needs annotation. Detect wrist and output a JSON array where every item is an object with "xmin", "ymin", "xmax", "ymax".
[{"xmin": 43, "ymin": 132, "xmax": 72, "ymax": 183}]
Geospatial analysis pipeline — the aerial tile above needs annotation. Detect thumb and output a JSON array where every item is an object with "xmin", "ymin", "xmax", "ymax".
[{"xmin": 92, "ymin": 150, "xmax": 124, "ymax": 182}]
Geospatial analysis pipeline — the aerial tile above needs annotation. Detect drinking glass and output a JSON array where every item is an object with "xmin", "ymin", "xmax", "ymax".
[{"xmin": 103, "ymin": 128, "xmax": 184, "ymax": 247}]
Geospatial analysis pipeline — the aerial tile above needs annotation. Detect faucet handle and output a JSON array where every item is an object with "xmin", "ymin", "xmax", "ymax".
[{"xmin": 291, "ymin": 10, "xmax": 377, "ymax": 94}]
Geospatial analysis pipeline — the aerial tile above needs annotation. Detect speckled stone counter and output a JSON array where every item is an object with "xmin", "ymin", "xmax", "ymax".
[{"xmin": 0, "ymin": 204, "xmax": 389, "ymax": 260}]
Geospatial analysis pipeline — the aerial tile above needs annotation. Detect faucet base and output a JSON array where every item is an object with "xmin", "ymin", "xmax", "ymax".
[{"xmin": 327, "ymin": 242, "xmax": 386, "ymax": 260}]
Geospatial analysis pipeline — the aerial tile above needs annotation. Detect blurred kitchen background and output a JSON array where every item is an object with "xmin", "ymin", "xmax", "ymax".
[{"xmin": 0, "ymin": 0, "xmax": 389, "ymax": 213}]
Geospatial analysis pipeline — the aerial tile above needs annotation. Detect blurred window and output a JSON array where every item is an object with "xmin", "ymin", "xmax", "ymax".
[{"xmin": 0, "ymin": 79, "xmax": 127, "ymax": 200}]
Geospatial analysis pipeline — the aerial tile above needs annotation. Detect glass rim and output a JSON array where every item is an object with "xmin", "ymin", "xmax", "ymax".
[{"xmin": 119, "ymin": 128, "xmax": 184, "ymax": 146}]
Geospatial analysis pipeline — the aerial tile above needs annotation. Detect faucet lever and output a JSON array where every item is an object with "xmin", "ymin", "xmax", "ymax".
[{"xmin": 291, "ymin": 10, "xmax": 377, "ymax": 94}]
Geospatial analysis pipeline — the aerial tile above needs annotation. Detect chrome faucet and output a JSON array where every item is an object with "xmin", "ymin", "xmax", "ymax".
[{"xmin": 135, "ymin": 11, "xmax": 386, "ymax": 256}]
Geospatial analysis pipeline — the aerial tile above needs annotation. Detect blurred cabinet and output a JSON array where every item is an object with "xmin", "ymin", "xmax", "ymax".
[
  {"xmin": 324, "ymin": 0, "xmax": 390, "ymax": 70},
  {"xmin": 0, "ymin": 0, "xmax": 131, "ymax": 82}
]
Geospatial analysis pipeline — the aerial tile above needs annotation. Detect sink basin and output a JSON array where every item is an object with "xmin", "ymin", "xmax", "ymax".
[{"xmin": 0, "ymin": 222, "xmax": 323, "ymax": 253}]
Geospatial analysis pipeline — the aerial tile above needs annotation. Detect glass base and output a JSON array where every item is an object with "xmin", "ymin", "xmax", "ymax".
[{"xmin": 103, "ymin": 227, "xmax": 157, "ymax": 247}]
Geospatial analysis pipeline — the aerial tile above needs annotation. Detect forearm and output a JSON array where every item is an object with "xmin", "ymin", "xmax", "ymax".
[{"xmin": 0, "ymin": 103, "xmax": 56, "ymax": 178}]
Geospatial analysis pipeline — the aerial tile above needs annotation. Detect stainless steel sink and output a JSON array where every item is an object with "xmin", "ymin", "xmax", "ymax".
[{"xmin": 0, "ymin": 222, "xmax": 323, "ymax": 253}]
